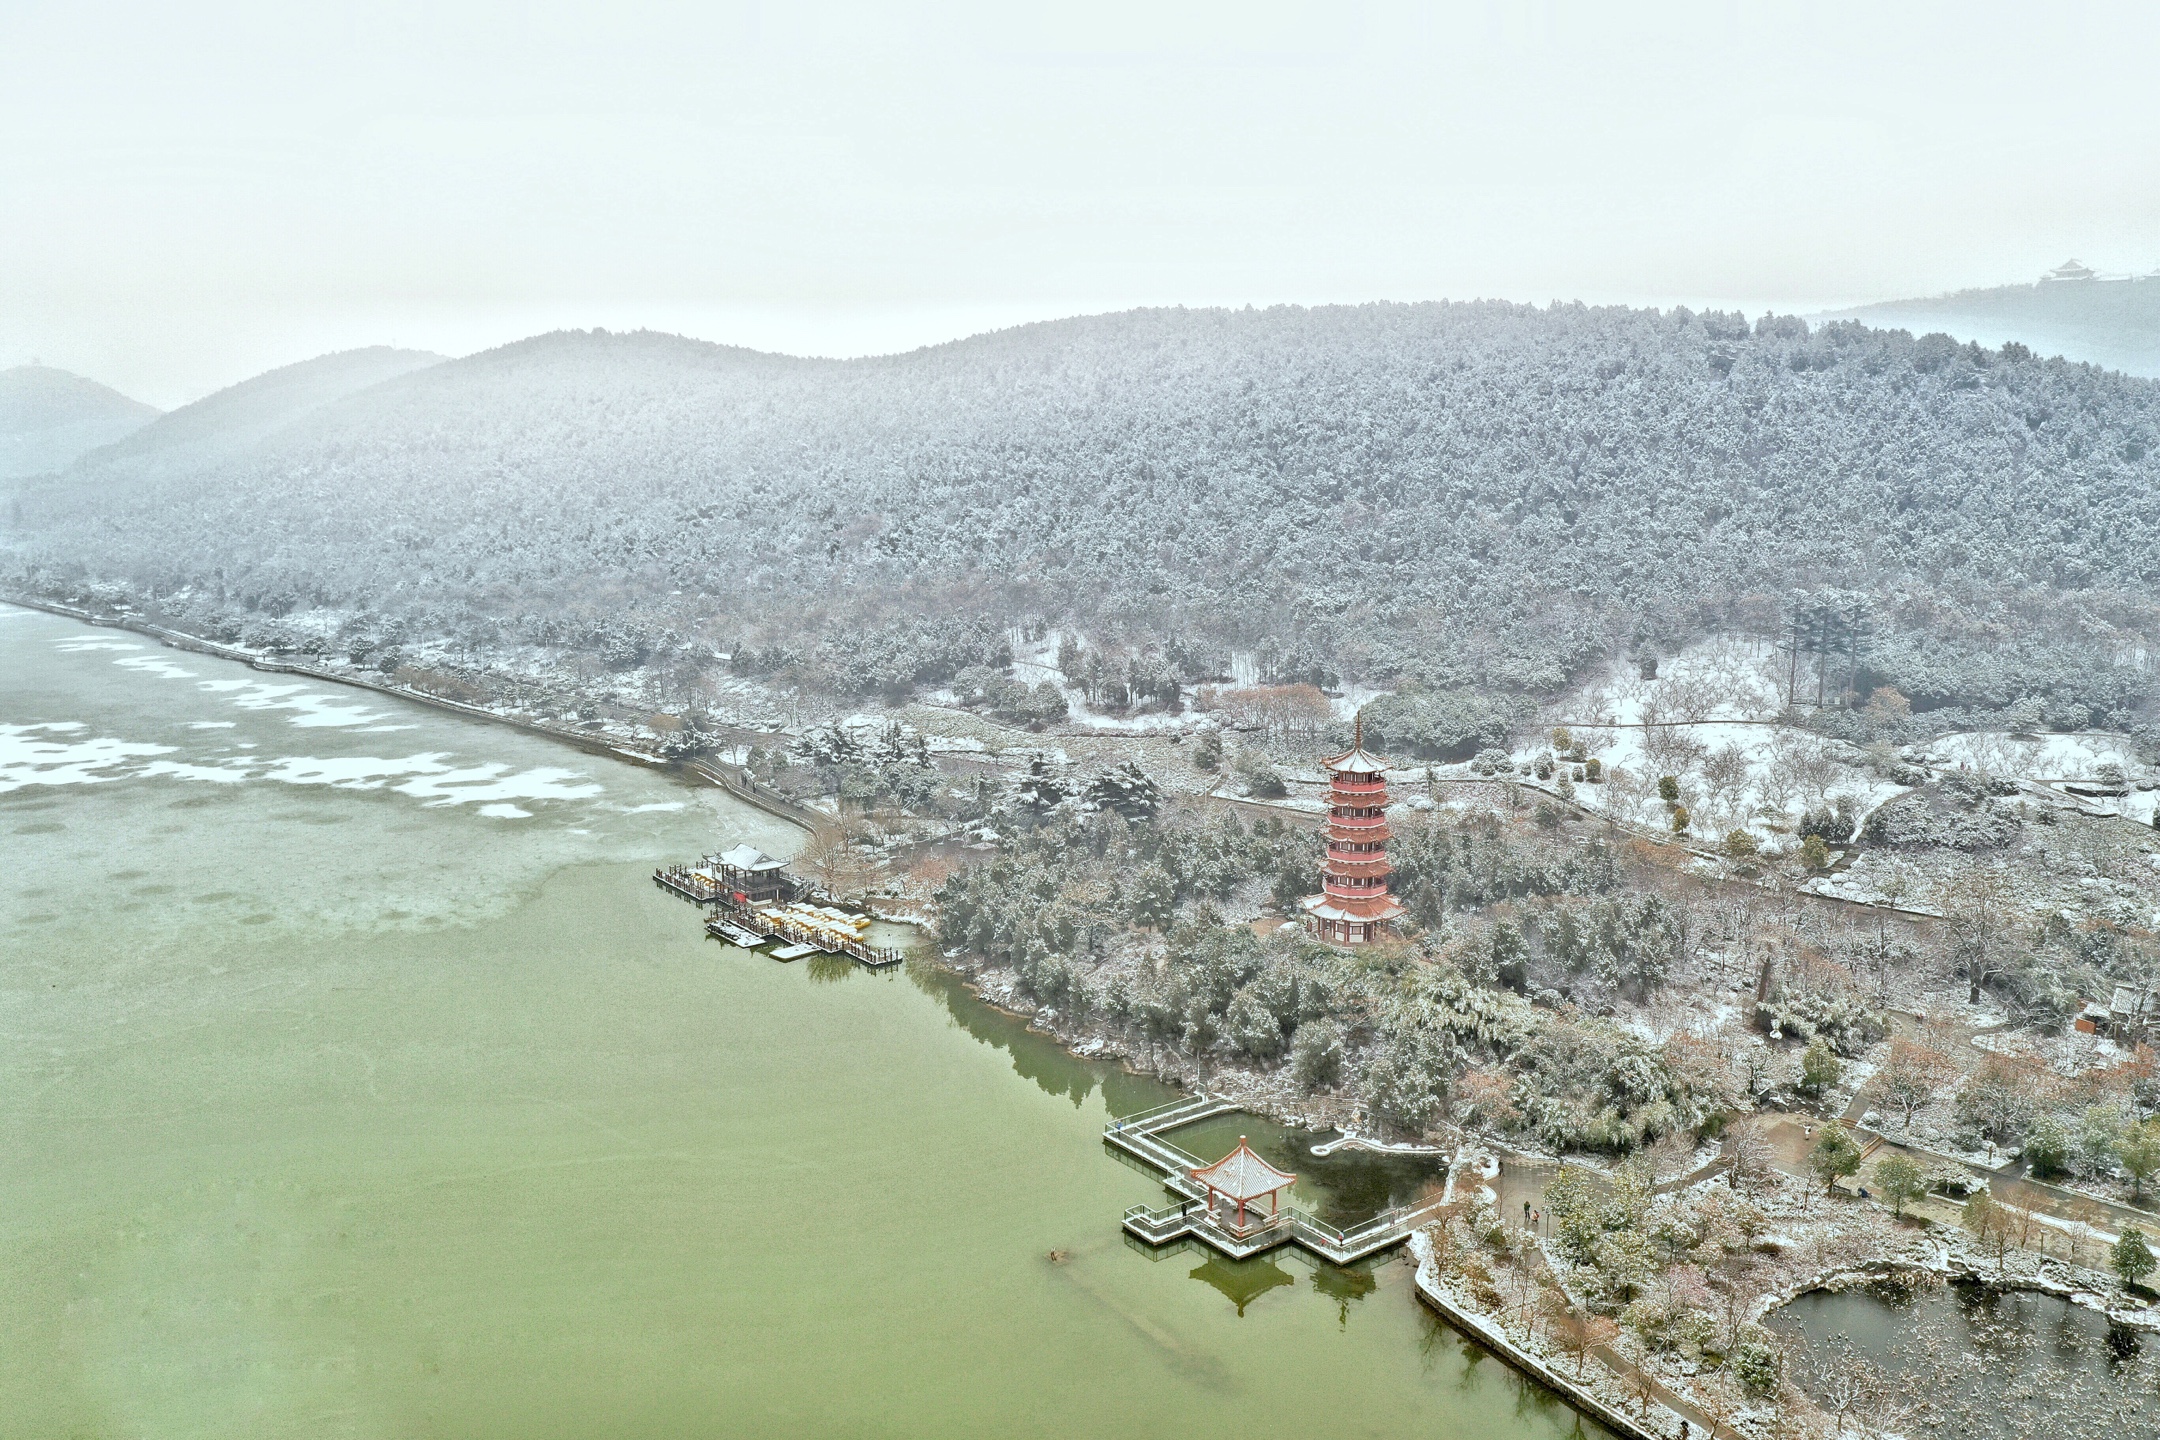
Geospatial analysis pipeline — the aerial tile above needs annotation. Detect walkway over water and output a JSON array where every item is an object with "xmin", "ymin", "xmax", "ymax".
[{"xmin": 1107, "ymin": 1096, "xmax": 1452, "ymax": 1265}]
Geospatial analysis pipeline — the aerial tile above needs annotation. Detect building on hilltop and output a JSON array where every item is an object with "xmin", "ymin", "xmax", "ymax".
[{"xmin": 1299, "ymin": 721, "xmax": 1406, "ymax": 945}]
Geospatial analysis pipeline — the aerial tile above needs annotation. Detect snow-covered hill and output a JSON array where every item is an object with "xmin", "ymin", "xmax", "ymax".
[
  {"xmin": 6, "ymin": 305, "xmax": 2159, "ymax": 719},
  {"xmin": 1822, "ymin": 274, "xmax": 2160, "ymax": 379},
  {"xmin": 64, "ymin": 345, "xmax": 444, "ymax": 485},
  {"xmin": 0, "ymin": 365, "xmax": 157, "ymax": 479}
]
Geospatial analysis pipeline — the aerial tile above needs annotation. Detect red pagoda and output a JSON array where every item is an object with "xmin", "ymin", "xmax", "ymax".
[{"xmin": 1300, "ymin": 720, "xmax": 1406, "ymax": 945}]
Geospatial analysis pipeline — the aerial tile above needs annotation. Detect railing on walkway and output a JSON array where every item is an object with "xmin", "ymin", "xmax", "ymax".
[
  {"xmin": 655, "ymin": 863, "xmax": 724, "ymax": 903},
  {"xmin": 1121, "ymin": 1189, "xmax": 1454, "ymax": 1264},
  {"xmin": 685, "ymin": 760, "xmax": 838, "ymax": 842},
  {"xmin": 1106, "ymin": 1093, "xmax": 1453, "ymax": 1264},
  {"xmin": 1112, "ymin": 1094, "xmax": 1226, "ymax": 1129}
]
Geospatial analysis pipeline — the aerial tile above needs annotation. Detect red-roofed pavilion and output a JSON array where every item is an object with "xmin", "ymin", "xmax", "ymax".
[{"xmin": 1190, "ymin": 1137, "xmax": 1297, "ymax": 1231}]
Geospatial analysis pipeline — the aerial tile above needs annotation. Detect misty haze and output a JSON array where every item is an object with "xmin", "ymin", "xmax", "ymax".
[{"xmin": 6, "ymin": 6, "xmax": 2160, "ymax": 1439}]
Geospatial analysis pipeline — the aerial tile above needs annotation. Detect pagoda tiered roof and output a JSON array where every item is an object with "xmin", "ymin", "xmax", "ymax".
[
  {"xmin": 1301, "ymin": 894, "xmax": 1406, "ymax": 924},
  {"xmin": 1321, "ymin": 717, "xmax": 1391, "ymax": 776},
  {"xmin": 1320, "ymin": 744, "xmax": 1388, "ymax": 775}
]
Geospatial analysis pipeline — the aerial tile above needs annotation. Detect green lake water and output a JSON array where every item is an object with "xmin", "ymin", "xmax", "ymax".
[{"xmin": 2, "ymin": 605, "xmax": 1607, "ymax": 1439}]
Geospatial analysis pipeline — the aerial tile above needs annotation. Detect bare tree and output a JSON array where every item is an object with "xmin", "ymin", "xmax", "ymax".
[
  {"xmin": 1942, "ymin": 861, "xmax": 2017, "ymax": 1005},
  {"xmin": 1869, "ymin": 1036, "xmax": 1960, "ymax": 1130},
  {"xmin": 796, "ymin": 817, "xmax": 874, "ymax": 901},
  {"xmin": 1694, "ymin": 1371, "xmax": 1742, "ymax": 1440},
  {"xmin": 1547, "ymin": 1292, "xmax": 1619, "ymax": 1379},
  {"xmin": 1961, "ymin": 1192, "xmax": 2016, "ymax": 1274},
  {"xmin": 1724, "ymin": 1117, "xmax": 1776, "ymax": 1193},
  {"xmin": 1623, "ymin": 1360, "xmax": 1661, "ymax": 1418},
  {"xmin": 1701, "ymin": 741, "xmax": 1753, "ymax": 828},
  {"xmin": 1799, "ymin": 1335, "xmax": 1898, "ymax": 1438},
  {"xmin": 1209, "ymin": 684, "xmax": 1332, "ymax": 742}
]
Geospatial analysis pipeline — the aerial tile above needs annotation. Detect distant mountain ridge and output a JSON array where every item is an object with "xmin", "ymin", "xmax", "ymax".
[
  {"xmin": 7, "ymin": 305, "xmax": 2159, "ymax": 721},
  {"xmin": 0, "ymin": 366, "xmax": 158, "ymax": 480},
  {"xmin": 67, "ymin": 346, "xmax": 446, "ymax": 485},
  {"xmin": 1821, "ymin": 264, "xmax": 2160, "ymax": 378}
]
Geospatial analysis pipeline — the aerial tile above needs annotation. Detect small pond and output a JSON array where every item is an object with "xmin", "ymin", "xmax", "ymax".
[
  {"xmin": 1768, "ymin": 1276, "xmax": 2159, "ymax": 1439},
  {"xmin": 1151, "ymin": 1111, "xmax": 1450, "ymax": 1227}
]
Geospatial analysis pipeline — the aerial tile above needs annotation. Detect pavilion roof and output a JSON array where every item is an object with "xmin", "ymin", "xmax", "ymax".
[
  {"xmin": 1190, "ymin": 1138, "xmax": 1297, "ymax": 1200},
  {"xmin": 716, "ymin": 843, "xmax": 786, "ymax": 872}
]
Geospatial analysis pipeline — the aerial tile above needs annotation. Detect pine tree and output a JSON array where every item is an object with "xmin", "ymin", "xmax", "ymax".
[
  {"xmin": 1086, "ymin": 761, "xmax": 1162, "ymax": 820},
  {"xmin": 1013, "ymin": 757, "xmax": 1067, "ymax": 815},
  {"xmin": 1809, "ymin": 1121, "xmax": 1863, "ymax": 1192},
  {"xmin": 2113, "ymin": 1227, "xmax": 2155, "ymax": 1291}
]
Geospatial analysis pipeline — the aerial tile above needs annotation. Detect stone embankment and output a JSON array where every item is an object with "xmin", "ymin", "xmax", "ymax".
[{"xmin": 1409, "ymin": 1231, "xmax": 1676, "ymax": 1440}]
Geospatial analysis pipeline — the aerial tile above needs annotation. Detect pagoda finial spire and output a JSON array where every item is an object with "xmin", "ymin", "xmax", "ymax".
[{"xmin": 1355, "ymin": 713, "xmax": 1363, "ymax": 751}]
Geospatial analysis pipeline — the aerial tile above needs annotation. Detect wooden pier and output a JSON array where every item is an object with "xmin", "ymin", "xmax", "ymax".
[
  {"xmin": 654, "ymin": 863, "xmax": 725, "ymax": 904},
  {"xmin": 703, "ymin": 897, "xmax": 907, "ymax": 969},
  {"xmin": 1106, "ymin": 1095, "xmax": 1453, "ymax": 1265},
  {"xmin": 654, "ymin": 862, "xmax": 906, "ymax": 969}
]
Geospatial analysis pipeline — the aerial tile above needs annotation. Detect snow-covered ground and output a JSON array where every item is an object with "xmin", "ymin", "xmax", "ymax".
[
  {"xmin": 1924, "ymin": 730, "xmax": 2143, "ymax": 779},
  {"xmin": 1507, "ymin": 718, "xmax": 1904, "ymax": 849},
  {"xmin": 1489, "ymin": 641, "xmax": 2160, "ymax": 853},
  {"xmin": 1008, "ymin": 630, "xmax": 1195, "ymax": 734}
]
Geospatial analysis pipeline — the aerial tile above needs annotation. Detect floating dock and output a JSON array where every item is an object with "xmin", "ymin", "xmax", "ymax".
[
  {"xmin": 654, "ymin": 862, "xmax": 725, "ymax": 904},
  {"xmin": 1106, "ymin": 1095, "xmax": 1453, "ymax": 1264},
  {"xmin": 655, "ymin": 856, "xmax": 906, "ymax": 969},
  {"xmin": 697, "ymin": 894, "xmax": 907, "ymax": 969}
]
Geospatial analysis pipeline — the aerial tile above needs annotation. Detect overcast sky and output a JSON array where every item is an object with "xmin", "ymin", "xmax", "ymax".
[{"xmin": 4, "ymin": 1, "xmax": 2157, "ymax": 407}]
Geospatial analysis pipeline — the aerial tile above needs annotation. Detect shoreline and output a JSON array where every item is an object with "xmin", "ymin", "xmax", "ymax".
[
  {"xmin": 1, "ymin": 593, "xmax": 829, "ymax": 842},
  {"xmin": 30, "ymin": 592, "xmax": 2128, "ymax": 1437}
]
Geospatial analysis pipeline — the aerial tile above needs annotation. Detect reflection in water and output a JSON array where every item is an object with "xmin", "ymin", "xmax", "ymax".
[
  {"xmin": 1769, "ymin": 1276, "xmax": 2159, "ymax": 1439},
  {"xmin": 905, "ymin": 962, "xmax": 1174, "ymax": 1116},
  {"xmin": 1310, "ymin": 1260, "xmax": 1378, "ymax": 1327},
  {"xmin": 1189, "ymin": 1253, "xmax": 1297, "ymax": 1315},
  {"xmin": 1416, "ymin": 1306, "xmax": 1611, "ymax": 1438},
  {"xmin": 802, "ymin": 953, "xmax": 857, "ymax": 985}
]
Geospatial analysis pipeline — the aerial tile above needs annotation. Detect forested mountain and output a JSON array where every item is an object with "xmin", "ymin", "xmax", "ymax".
[
  {"xmin": 1824, "ymin": 275, "xmax": 2160, "ymax": 379},
  {"xmin": 6, "ymin": 304, "xmax": 2159, "ymax": 721},
  {"xmin": 60, "ymin": 346, "xmax": 446, "ymax": 486},
  {"xmin": 0, "ymin": 365, "xmax": 157, "ymax": 479}
]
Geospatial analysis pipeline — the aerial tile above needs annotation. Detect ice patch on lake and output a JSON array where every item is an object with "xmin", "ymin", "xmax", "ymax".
[
  {"xmin": 477, "ymin": 803, "xmax": 532, "ymax": 818},
  {"xmin": 186, "ymin": 721, "xmax": 236, "ymax": 729},
  {"xmin": 0, "ymin": 723, "xmax": 177, "ymax": 791},
  {"xmin": 140, "ymin": 758, "xmax": 255, "ymax": 784},
  {"xmin": 258, "ymin": 753, "xmax": 603, "ymax": 807},
  {"xmin": 197, "ymin": 678, "xmax": 390, "ymax": 728},
  {"xmin": 113, "ymin": 656, "xmax": 199, "ymax": 680},
  {"xmin": 52, "ymin": 638, "xmax": 143, "ymax": 653},
  {"xmin": 396, "ymin": 763, "xmax": 603, "ymax": 808},
  {"xmin": 620, "ymin": 801, "xmax": 686, "ymax": 813}
]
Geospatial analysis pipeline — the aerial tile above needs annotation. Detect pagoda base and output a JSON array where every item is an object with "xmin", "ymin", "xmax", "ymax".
[
  {"xmin": 1299, "ymin": 895, "xmax": 1404, "ymax": 946},
  {"xmin": 1307, "ymin": 916, "xmax": 1389, "ymax": 945}
]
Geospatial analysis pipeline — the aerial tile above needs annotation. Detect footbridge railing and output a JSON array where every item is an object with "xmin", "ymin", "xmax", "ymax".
[{"xmin": 1106, "ymin": 1094, "xmax": 1453, "ymax": 1264}]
